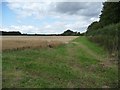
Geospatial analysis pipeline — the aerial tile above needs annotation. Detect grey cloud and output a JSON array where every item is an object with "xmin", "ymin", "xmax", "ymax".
[
  {"xmin": 55, "ymin": 2, "xmax": 103, "ymax": 17},
  {"xmin": 55, "ymin": 2, "xmax": 86, "ymax": 14}
]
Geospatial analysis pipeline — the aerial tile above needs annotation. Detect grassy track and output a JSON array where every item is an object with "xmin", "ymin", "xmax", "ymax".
[{"xmin": 2, "ymin": 36, "xmax": 118, "ymax": 88}]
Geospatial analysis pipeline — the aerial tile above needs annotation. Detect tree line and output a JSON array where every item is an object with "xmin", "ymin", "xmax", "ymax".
[
  {"xmin": 86, "ymin": 1, "xmax": 120, "ymax": 55},
  {"xmin": 0, "ymin": 29, "xmax": 83, "ymax": 36},
  {"xmin": 86, "ymin": 1, "xmax": 120, "ymax": 34}
]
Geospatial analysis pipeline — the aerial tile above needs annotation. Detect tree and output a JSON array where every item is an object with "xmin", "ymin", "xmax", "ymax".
[
  {"xmin": 62, "ymin": 29, "xmax": 81, "ymax": 36},
  {"xmin": 86, "ymin": 1, "xmax": 120, "ymax": 34},
  {"xmin": 62, "ymin": 29, "xmax": 74, "ymax": 36},
  {"xmin": 99, "ymin": 2, "xmax": 120, "ymax": 27},
  {"xmin": 86, "ymin": 21, "xmax": 101, "ymax": 34}
]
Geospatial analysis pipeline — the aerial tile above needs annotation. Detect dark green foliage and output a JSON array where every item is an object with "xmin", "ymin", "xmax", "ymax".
[
  {"xmin": 87, "ymin": 23, "xmax": 119, "ymax": 53},
  {"xmin": 86, "ymin": 21, "xmax": 102, "ymax": 34},
  {"xmin": 99, "ymin": 2, "xmax": 120, "ymax": 27},
  {"xmin": 86, "ymin": 2, "xmax": 120, "ymax": 54},
  {"xmin": 87, "ymin": 2, "xmax": 120, "ymax": 33},
  {"xmin": 1, "ymin": 31, "xmax": 21, "ymax": 35},
  {"xmin": 61, "ymin": 29, "xmax": 81, "ymax": 36}
]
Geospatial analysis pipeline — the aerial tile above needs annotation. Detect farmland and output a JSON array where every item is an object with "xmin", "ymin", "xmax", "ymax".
[
  {"xmin": 2, "ymin": 36, "xmax": 118, "ymax": 88},
  {"xmin": 2, "ymin": 36, "xmax": 78, "ymax": 51}
]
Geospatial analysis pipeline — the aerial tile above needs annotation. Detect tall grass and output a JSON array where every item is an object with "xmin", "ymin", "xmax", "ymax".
[{"xmin": 86, "ymin": 23, "xmax": 119, "ymax": 55}]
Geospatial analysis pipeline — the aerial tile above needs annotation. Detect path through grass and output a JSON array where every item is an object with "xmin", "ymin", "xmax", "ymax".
[{"xmin": 2, "ymin": 36, "xmax": 118, "ymax": 88}]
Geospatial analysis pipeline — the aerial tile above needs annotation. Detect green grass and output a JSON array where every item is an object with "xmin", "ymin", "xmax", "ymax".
[
  {"xmin": 2, "ymin": 36, "xmax": 118, "ymax": 88},
  {"xmin": 73, "ymin": 37, "xmax": 106, "ymax": 56}
]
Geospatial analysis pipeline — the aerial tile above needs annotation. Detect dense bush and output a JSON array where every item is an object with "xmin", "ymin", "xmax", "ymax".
[{"xmin": 86, "ymin": 23, "xmax": 119, "ymax": 53}]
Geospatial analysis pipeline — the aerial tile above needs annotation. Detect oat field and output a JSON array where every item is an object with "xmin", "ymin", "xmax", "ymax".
[{"xmin": 2, "ymin": 36, "xmax": 78, "ymax": 51}]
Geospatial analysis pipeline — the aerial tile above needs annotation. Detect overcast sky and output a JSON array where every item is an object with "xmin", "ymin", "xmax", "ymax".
[{"xmin": 1, "ymin": 0, "xmax": 103, "ymax": 34}]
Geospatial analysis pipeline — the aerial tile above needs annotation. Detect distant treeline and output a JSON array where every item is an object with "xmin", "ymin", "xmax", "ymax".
[
  {"xmin": 1, "ymin": 31, "xmax": 21, "ymax": 35},
  {"xmin": 0, "ymin": 30, "xmax": 84, "ymax": 36},
  {"xmin": 86, "ymin": 1, "xmax": 120, "ymax": 55}
]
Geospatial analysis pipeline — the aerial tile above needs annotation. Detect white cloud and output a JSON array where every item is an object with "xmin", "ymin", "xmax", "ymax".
[
  {"xmin": 2, "ymin": 18, "xmax": 91, "ymax": 34},
  {"xmin": 7, "ymin": 2, "xmax": 52, "ymax": 18},
  {"xmin": 6, "ymin": 1, "xmax": 103, "ymax": 19},
  {"xmin": 3, "ymin": 1, "xmax": 103, "ymax": 34},
  {"xmin": 2, "ymin": 25, "xmax": 38, "ymax": 33},
  {"xmin": 5, "ymin": 0, "xmax": 107, "ymax": 2}
]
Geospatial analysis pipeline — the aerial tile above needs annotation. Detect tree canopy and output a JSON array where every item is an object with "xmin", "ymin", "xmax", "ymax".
[
  {"xmin": 62, "ymin": 29, "xmax": 81, "ymax": 36},
  {"xmin": 86, "ymin": 1, "xmax": 120, "ymax": 33},
  {"xmin": 99, "ymin": 2, "xmax": 120, "ymax": 27}
]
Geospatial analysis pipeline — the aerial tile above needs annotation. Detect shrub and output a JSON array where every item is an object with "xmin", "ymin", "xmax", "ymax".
[{"xmin": 86, "ymin": 23, "xmax": 119, "ymax": 54}]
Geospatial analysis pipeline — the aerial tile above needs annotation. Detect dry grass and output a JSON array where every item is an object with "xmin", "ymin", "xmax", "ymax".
[{"xmin": 2, "ymin": 36, "xmax": 78, "ymax": 51}]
